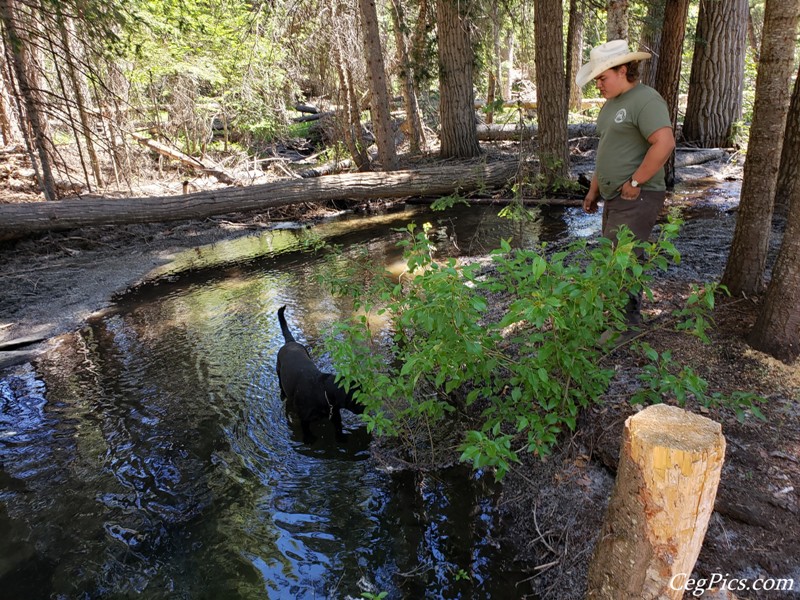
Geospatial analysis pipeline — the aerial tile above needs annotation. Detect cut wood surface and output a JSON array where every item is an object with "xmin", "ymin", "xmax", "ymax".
[
  {"xmin": 0, "ymin": 160, "xmax": 517, "ymax": 239},
  {"xmin": 587, "ymin": 404, "xmax": 726, "ymax": 600}
]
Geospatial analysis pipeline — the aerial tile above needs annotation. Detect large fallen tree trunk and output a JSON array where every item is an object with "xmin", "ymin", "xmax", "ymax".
[
  {"xmin": 477, "ymin": 123, "xmax": 597, "ymax": 141},
  {"xmin": 0, "ymin": 160, "xmax": 517, "ymax": 239}
]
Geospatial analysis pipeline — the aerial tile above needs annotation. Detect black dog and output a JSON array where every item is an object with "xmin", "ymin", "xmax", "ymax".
[{"xmin": 276, "ymin": 306, "xmax": 364, "ymax": 443}]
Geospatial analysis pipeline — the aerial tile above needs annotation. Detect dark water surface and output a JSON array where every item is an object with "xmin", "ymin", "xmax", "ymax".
[{"xmin": 0, "ymin": 204, "xmax": 602, "ymax": 598}]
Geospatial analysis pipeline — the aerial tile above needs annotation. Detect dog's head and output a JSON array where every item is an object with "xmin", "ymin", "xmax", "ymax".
[{"xmin": 323, "ymin": 374, "xmax": 365, "ymax": 415}]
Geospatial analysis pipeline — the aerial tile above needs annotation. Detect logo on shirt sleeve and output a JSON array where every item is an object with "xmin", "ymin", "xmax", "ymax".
[{"xmin": 614, "ymin": 108, "xmax": 627, "ymax": 123}]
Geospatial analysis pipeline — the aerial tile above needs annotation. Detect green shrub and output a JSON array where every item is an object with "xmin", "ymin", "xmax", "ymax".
[{"xmin": 320, "ymin": 215, "xmax": 761, "ymax": 479}]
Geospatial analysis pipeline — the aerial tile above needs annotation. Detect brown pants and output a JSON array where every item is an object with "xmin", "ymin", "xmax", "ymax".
[
  {"xmin": 601, "ymin": 190, "xmax": 666, "ymax": 324},
  {"xmin": 601, "ymin": 190, "xmax": 666, "ymax": 252}
]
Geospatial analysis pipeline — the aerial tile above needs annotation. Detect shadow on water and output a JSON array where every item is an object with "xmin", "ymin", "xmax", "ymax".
[{"xmin": 0, "ymin": 184, "xmax": 739, "ymax": 597}]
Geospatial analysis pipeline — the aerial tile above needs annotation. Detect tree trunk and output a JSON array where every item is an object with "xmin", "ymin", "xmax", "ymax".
[
  {"xmin": 721, "ymin": 0, "xmax": 800, "ymax": 296},
  {"xmin": 747, "ymin": 4, "xmax": 761, "ymax": 61},
  {"xmin": 534, "ymin": 0, "xmax": 569, "ymax": 187},
  {"xmin": 749, "ymin": 72, "xmax": 800, "ymax": 362},
  {"xmin": 653, "ymin": 0, "xmax": 691, "ymax": 188},
  {"xmin": 409, "ymin": 0, "xmax": 431, "ymax": 92},
  {"xmin": 775, "ymin": 62, "xmax": 800, "ymax": 209},
  {"xmin": 0, "ymin": 55, "xmax": 22, "ymax": 145},
  {"xmin": 501, "ymin": 30, "xmax": 514, "ymax": 100},
  {"xmin": 749, "ymin": 187, "xmax": 800, "ymax": 363},
  {"xmin": 587, "ymin": 404, "xmax": 725, "ymax": 600},
  {"xmin": 566, "ymin": 0, "xmax": 584, "ymax": 112},
  {"xmin": 683, "ymin": 0, "xmax": 748, "ymax": 148},
  {"xmin": 0, "ymin": 0, "xmax": 57, "ymax": 201},
  {"xmin": 638, "ymin": 0, "xmax": 665, "ymax": 88},
  {"xmin": 436, "ymin": 0, "xmax": 481, "ymax": 158},
  {"xmin": 358, "ymin": 0, "xmax": 398, "ymax": 170},
  {"xmin": 485, "ymin": 2, "xmax": 502, "ymax": 125},
  {"xmin": 388, "ymin": 0, "xmax": 426, "ymax": 154},
  {"xmin": 58, "ymin": 10, "xmax": 103, "ymax": 188},
  {"xmin": 606, "ymin": 0, "xmax": 628, "ymax": 41},
  {"xmin": 0, "ymin": 160, "xmax": 518, "ymax": 239},
  {"xmin": 329, "ymin": 0, "xmax": 371, "ymax": 171}
]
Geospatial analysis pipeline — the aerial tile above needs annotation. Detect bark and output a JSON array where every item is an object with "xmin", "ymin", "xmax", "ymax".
[
  {"xmin": 485, "ymin": 2, "xmax": 501, "ymax": 125},
  {"xmin": 0, "ymin": 160, "xmax": 518, "ymax": 239},
  {"xmin": 436, "ymin": 0, "xmax": 481, "ymax": 158},
  {"xmin": 358, "ymin": 0, "xmax": 398, "ymax": 170},
  {"xmin": 653, "ymin": 0, "xmax": 691, "ymax": 188},
  {"xmin": 606, "ymin": 0, "xmax": 628, "ymax": 41},
  {"xmin": 0, "ymin": 0, "xmax": 57, "ymax": 201},
  {"xmin": 566, "ymin": 0, "xmax": 584, "ymax": 112},
  {"xmin": 409, "ymin": 0, "xmax": 431, "ymax": 90},
  {"xmin": 749, "ymin": 68, "xmax": 800, "ymax": 362},
  {"xmin": 775, "ymin": 62, "xmax": 800, "ymax": 209},
  {"xmin": 638, "ymin": 0, "xmax": 665, "ymax": 88},
  {"xmin": 683, "ymin": 0, "xmax": 748, "ymax": 148},
  {"xmin": 388, "ymin": 0, "xmax": 426, "ymax": 154},
  {"xmin": 533, "ymin": 0, "xmax": 569, "ymax": 186},
  {"xmin": 329, "ymin": 0, "xmax": 371, "ymax": 170},
  {"xmin": 0, "ymin": 53, "xmax": 22, "ymax": 145},
  {"xmin": 749, "ymin": 185, "xmax": 800, "ymax": 362},
  {"xmin": 722, "ymin": 0, "xmax": 800, "ymax": 296},
  {"xmin": 58, "ymin": 8, "xmax": 102, "ymax": 188},
  {"xmin": 501, "ymin": 30, "xmax": 514, "ymax": 101},
  {"xmin": 747, "ymin": 4, "xmax": 761, "ymax": 61},
  {"xmin": 587, "ymin": 405, "xmax": 725, "ymax": 600}
]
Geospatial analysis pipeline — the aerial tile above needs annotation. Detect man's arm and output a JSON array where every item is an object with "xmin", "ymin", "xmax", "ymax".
[
  {"xmin": 583, "ymin": 172, "xmax": 601, "ymax": 213},
  {"xmin": 620, "ymin": 126, "xmax": 675, "ymax": 199}
]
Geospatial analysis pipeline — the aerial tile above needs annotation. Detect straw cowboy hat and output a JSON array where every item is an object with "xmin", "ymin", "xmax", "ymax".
[{"xmin": 575, "ymin": 40, "xmax": 651, "ymax": 87}]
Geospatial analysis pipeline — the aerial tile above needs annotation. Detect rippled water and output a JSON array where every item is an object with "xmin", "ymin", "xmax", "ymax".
[{"xmin": 0, "ymin": 204, "xmax": 601, "ymax": 598}]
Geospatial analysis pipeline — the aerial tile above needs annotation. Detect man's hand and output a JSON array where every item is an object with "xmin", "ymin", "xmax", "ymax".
[
  {"xmin": 620, "ymin": 180, "xmax": 642, "ymax": 200},
  {"xmin": 583, "ymin": 192, "xmax": 599, "ymax": 213}
]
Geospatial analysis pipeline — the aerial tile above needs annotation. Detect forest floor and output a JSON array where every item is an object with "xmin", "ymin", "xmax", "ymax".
[{"xmin": 1, "ymin": 143, "xmax": 799, "ymax": 599}]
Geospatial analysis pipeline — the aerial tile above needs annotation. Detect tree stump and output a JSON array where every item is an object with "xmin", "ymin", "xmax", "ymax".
[{"xmin": 587, "ymin": 404, "xmax": 726, "ymax": 599}]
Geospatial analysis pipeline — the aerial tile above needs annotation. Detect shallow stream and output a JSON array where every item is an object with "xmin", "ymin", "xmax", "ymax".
[{"xmin": 0, "ymin": 192, "xmax": 730, "ymax": 598}]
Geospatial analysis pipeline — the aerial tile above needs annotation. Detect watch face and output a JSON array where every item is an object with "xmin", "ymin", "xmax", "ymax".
[{"xmin": 631, "ymin": 179, "xmax": 639, "ymax": 187}]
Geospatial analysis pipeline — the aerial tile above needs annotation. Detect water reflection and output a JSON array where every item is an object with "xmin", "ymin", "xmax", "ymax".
[{"xmin": 1, "ymin": 204, "xmax": 589, "ymax": 598}]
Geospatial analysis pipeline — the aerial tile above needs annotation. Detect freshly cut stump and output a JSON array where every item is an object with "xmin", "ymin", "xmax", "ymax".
[{"xmin": 587, "ymin": 404, "xmax": 726, "ymax": 599}]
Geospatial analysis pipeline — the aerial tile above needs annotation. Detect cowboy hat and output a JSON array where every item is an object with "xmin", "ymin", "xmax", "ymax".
[{"xmin": 575, "ymin": 40, "xmax": 651, "ymax": 88}]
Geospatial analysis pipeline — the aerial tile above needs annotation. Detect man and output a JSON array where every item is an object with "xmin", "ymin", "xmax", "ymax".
[{"xmin": 577, "ymin": 39, "xmax": 675, "ymax": 329}]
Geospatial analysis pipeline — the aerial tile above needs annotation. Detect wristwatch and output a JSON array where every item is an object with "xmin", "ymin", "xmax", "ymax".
[{"xmin": 630, "ymin": 178, "xmax": 640, "ymax": 188}]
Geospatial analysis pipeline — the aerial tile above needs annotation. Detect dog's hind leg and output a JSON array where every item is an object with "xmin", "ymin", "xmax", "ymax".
[
  {"xmin": 330, "ymin": 407, "xmax": 346, "ymax": 442},
  {"xmin": 300, "ymin": 419, "xmax": 316, "ymax": 444}
]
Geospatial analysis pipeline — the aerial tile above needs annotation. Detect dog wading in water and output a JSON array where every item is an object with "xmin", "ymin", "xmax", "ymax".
[{"xmin": 276, "ymin": 305, "xmax": 364, "ymax": 443}]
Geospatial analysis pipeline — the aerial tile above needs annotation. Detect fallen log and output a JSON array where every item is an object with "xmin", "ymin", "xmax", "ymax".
[
  {"xmin": 0, "ymin": 160, "xmax": 518, "ymax": 239},
  {"xmin": 130, "ymin": 133, "xmax": 237, "ymax": 185},
  {"xmin": 675, "ymin": 148, "xmax": 728, "ymax": 167},
  {"xmin": 293, "ymin": 103, "xmax": 320, "ymax": 114},
  {"xmin": 292, "ymin": 111, "xmax": 335, "ymax": 123},
  {"xmin": 477, "ymin": 123, "xmax": 597, "ymax": 141}
]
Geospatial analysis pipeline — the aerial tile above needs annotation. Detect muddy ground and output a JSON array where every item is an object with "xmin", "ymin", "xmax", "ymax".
[{"xmin": 1, "ymin": 151, "xmax": 799, "ymax": 599}]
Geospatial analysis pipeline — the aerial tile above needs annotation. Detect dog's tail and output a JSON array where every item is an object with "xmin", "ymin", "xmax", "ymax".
[{"xmin": 277, "ymin": 305, "xmax": 296, "ymax": 343}]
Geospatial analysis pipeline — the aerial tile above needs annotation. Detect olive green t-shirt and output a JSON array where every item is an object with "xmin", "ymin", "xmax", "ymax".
[{"xmin": 595, "ymin": 83, "xmax": 672, "ymax": 199}]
